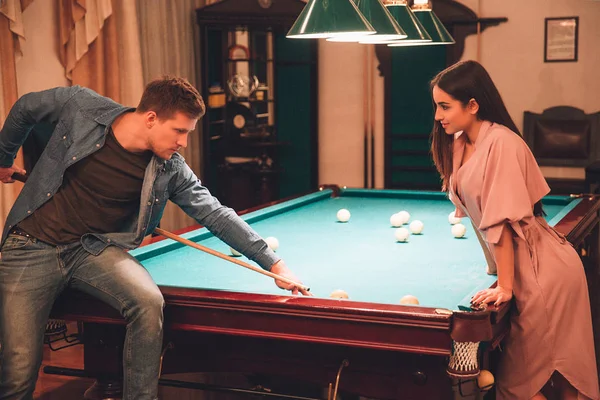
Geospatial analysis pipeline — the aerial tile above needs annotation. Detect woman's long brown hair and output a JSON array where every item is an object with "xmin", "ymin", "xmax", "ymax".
[{"xmin": 430, "ymin": 60, "xmax": 544, "ymax": 216}]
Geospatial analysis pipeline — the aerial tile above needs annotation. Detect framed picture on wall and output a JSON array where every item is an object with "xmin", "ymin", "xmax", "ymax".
[{"xmin": 544, "ymin": 16, "xmax": 579, "ymax": 62}]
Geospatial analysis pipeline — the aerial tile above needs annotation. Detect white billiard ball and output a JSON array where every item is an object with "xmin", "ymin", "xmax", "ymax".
[
  {"xmin": 330, "ymin": 289, "xmax": 349, "ymax": 299},
  {"xmin": 390, "ymin": 213, "xmax": 405, "ymax": 227},
  {"xmin": 230, "ymin": 247, "xmax": 242, "ymax": 257},
  {"xmin": 396, "ymin": 210, "xmax": 410, "ymax": 224},
  {"xmin": 337, "ymin": 209, "xmax": 351, "ymax": 222},
  {"xmin": 265, "ymin": 236, "xmax": 279, "ymax": 251},
  {"xmin": 451, "ymin": 223, "xmax": 467, "ymax": 238},
  {"xmin": 477, "ymin": 370, "xmax": 495, "ymax": 391},
  {"xmin": 409, "ymin": 220, "xmax": 424, "ymax": 234},
  {"xmin": 400, "ymin": 295, "xmax": 420, "ymax": 305},
  {"xmin": 448, "ymin": 211, "xmax": 462, "ymax": 225},
  {"xmin": 395, "ymin": 227, "xmax": 410, "ymax": 242}
]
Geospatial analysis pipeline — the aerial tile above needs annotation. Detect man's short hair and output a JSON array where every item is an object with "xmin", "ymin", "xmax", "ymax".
[{"xmin": 137, "ymin": 76, "xmax": 205, "ymax": 120}]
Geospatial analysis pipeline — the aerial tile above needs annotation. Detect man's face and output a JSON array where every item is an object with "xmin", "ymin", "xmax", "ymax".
[{"xmin": 147, "ymin": 111, "xmax": 198, "ymax": 160}]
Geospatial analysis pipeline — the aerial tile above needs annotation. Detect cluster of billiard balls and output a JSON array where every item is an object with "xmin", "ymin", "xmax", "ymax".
[
  {"xmin": 330, "ymin": 209, "xmax": 469, "ymax": 304},
  {"xmin": 336, "ymin": 208, "xmax": 468, "ymax": 242},
  {"xmin": 229, "ymin": 209, "xmax": 470, "ymax": 306},
  {"xmin": 389, "ymin": 210, "xmax": 423, "ymax": 242}
]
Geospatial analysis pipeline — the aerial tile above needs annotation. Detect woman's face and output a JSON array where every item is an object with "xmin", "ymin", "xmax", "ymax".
[{"xmin": 432, "ymin": 85, "xmax": 477, "ymax": 135}]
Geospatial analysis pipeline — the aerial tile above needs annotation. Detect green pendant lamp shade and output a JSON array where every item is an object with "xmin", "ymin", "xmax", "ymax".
[
  {"xmin": 384, "ymin": 2, "xmax": 431, "ymax": 45},
  {"xmin": 388, "ymin": 1, "xmax": 453, "ymax": 46},
  {"xmin": 412, "ymin": 9, "xmax": 454, "ymax": 44},
  {"xmin": 287, "ymin": 0, "xmax": 376, "ymax": 39},
  {"xmin": 327, "ymin": 0, "xmax": 407, "ymax": 43},
  {"xmin": 390, "ymin": 1, "xmax": 455, "ymax": 47}
]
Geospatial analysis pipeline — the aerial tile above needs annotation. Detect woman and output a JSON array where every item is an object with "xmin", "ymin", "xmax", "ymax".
[{"xmin": 430, "ymin": 60, "xmax": 598, "ymax": 400}]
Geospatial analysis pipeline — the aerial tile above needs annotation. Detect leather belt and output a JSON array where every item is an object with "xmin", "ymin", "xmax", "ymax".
[{"xmin": 10, "ymin": 227, "xmax": 40, "ymax": 242}]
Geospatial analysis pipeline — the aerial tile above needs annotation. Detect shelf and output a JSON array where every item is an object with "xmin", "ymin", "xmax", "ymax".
[
  {"xmin": 230, "ymin": 98, "xmax": 274, "ymax": 103},
  {"xmin": 245, "ymin": 141, "xmax": 290, "ymax": 148},
  {"xmin": 226, "ymin": 58, "xmax": 273, "ymax": 63}
]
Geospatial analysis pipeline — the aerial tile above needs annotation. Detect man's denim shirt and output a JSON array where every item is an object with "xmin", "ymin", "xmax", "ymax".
[{"xmin": 0, "ymin": 86, "xmax": 279, "ymax": 270}]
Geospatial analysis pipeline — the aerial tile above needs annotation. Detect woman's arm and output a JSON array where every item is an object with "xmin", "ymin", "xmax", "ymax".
[
  {"xmin": 471, "ymin": 220, "xmax": 497, "ymax": 274},
  {"xmin": 493, "ymin": 224, "xmax": 515, "ymax": 292},
  {"xmin": 471, "ymin": 223, "xmax": 514, "ymax": 307}
]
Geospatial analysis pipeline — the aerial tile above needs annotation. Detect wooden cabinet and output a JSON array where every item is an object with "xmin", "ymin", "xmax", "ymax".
[{"xmin": 196, "ymin": 0, "xmax": 318, "ymax": 211}]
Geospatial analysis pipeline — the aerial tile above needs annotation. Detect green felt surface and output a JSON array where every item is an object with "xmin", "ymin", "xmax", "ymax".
[{"xmin": 131, "ymin": 189, "xmax": 577, "ymax": 311}]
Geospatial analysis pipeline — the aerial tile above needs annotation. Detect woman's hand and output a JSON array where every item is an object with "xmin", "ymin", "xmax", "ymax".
[{"xmin": 471, "ymin": 286, "xmax": 512, "ymax": 308}]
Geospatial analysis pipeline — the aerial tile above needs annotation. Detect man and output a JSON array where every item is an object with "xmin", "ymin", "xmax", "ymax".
[{"xmin": 0, "ymin": 77, "xmax": 308, "ymax": 400}]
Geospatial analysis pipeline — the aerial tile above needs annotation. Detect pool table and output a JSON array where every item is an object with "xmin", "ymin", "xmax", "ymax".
[{"xmin": 48, "ymin": 187, "xmax": 600, "ymax": 399}]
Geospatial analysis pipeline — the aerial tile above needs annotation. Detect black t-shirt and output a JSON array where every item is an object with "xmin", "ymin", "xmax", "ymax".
[{"xmin": 18, "ymin": 128, "xmax": 153, "ymax": 245}]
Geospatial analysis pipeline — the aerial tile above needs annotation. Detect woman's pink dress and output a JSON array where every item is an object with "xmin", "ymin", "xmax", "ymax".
[{"xmin": 449, "ymin": 121, "xmax": 599, "ymax": 399}]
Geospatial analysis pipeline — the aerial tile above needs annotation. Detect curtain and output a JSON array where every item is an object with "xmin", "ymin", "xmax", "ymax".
[
  {"xmin": 58, "ymin": 0, "xmax": 118, "ymax": 100},
  {"xmin": 0, "ymin": 0, "xmax": 32, "ymax": 232},
  {"xmin": 137, "ymin": 0, "xmax": 208, "ymax": 232},
  {"xmin": 58, "ymin": 0, "xmax": 144, "ymax": 105}
]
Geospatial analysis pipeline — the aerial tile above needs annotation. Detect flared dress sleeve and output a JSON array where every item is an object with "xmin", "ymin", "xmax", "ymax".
[{"xmin": 478, "ymin": 134, "xmax": 550, "ymax": 244}]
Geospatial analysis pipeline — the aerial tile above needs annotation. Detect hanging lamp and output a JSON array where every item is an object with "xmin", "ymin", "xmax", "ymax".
[
  {"xmin": 287, "ymin": 0, "xmax": 376, "ymax": 39},
  {"xmin": 327, "ymin": 0, "xmax": 407, "ymax": 43},
  {"xmin": 389, "ymin": 0, "xmax": 454, "ymax": 46},
  {"xmin": 384, "ymin": 0, "xmax": 431, "ymax": 45}
]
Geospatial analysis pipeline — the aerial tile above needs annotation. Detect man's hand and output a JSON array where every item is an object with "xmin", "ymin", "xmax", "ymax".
[
  {"xmin": 270, "ymin": 260, "xmax": 312, "ymax": 296},
  {"xmin": 0, "ymin": 165, "xmax": 26, "ymax": 184}
]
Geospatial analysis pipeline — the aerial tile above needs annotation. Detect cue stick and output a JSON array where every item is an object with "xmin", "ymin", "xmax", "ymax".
[
  {"xmin": 370, "ymin": 129, "xmax": 375, "ymax": 189},
  {"xmin": 369, "ymin": 45, "xmax": 375, "ymax": 189},
  {"xmin": 570, "ymin": 193, "xmax": 600, "ymax": 198},
  {"xmin": 9, "ymin": 170, "xmax": 308, "ymax": 291},
  {"xmin": 363, "ymin": 129, "xmax": 368, "ymax": 188},
  {"xmin": 11, "ymin": 172, "xmax": 27, "ymax": 183},
  {"xmin": 154, "ymin": 228, "xmax": 310, "ymax": 292},
  {"xmin": 363, "ymin": 46, "xmax": 369, "ymax": 189}
]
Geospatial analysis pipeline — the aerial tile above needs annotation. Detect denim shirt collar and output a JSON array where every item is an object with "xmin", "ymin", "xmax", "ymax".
[{"xmin": 95, "ymin": 107, "xmax": 136, "ymax": 126}]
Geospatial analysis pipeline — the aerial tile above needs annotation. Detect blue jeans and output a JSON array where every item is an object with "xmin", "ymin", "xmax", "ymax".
[{"xmin": 0, "ymin": 234, "xmax": 164, "ymax": 400}]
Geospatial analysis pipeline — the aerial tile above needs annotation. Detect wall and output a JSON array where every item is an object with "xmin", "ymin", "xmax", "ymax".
[
  {"xmin": 318, "ymin": 0, "xmax": 600, "ymax": 186},
  {"xmin": 318, "ymin": 40, "xmax": 386, "ymax": 189},
  {"xmin": 461, "ymin": 0, "xmax": 600, "ymax": 179},
  {"xmin": 318, "ymin": 41, "xmax": 366, "ymax": 188}
]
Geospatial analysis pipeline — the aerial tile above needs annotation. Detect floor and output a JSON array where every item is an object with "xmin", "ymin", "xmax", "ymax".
[{"xmin": 34, "ymin": 341, "xmax": 94, "ymax": 399}]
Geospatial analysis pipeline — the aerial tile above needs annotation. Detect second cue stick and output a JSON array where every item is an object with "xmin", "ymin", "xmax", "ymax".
[{"xmin": 154, "ymin": 228, "xmax": 310, "ymax": 292}]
